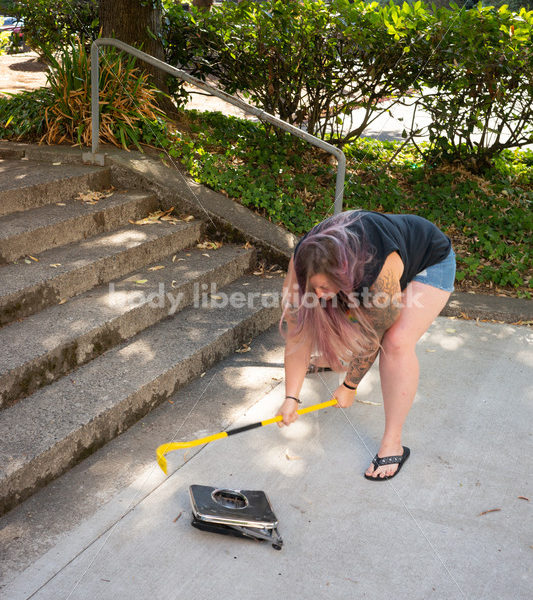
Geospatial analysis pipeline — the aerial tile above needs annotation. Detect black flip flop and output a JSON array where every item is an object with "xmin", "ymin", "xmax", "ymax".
[{"xmin": 364, "ymin": 446, "xmax": 410, "ymax": 481}]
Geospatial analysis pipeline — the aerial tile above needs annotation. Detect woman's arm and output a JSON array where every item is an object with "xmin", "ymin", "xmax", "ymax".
[
  {"xmin": 277, "ymin": 257, "xmax": 312, "ymax": 426},
  {"xmin": 342, "ymin": 252, "xmax": 403, "ymax": 394}
]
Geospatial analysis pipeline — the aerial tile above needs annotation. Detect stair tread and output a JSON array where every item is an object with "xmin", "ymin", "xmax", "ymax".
[
  {"xmin": 0, "ymin": 159, "xmax": 104, "ymax": 194},
  {"xmin": 0, "ymin": 189, "xmax": 151, "ymax": 242},
  {"xmin": 0, "ymin": 274, "xmax": 282, "ymax": 477},
  {"xmin": 0, "ymin": 220, "xmax": 200, "ymax": 298},
  {"xmin": 0, "ymin": 245, "xmax": 253, "ymax": 376}
]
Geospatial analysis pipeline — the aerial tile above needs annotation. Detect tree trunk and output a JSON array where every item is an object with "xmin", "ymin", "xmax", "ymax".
[{"xmin": 99, "ymin": 0, "xmax": 175, "ymax": 112}]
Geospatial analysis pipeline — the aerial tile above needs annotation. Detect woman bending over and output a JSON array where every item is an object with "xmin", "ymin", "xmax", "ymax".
[{"xmin": 277, "ymin": 210, "xmax": 456, "ymax": 480}]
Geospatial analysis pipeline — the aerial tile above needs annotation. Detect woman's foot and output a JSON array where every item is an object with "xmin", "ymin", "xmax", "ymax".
[{"xmin": 365, "ymin": 442, "xmax": 405, "ymax": 479}]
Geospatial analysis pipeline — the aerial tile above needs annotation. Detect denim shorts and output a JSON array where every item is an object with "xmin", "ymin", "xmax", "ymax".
[{"xmin": 412, "ymin": 248, "xmax": 456, "ymax": 293}]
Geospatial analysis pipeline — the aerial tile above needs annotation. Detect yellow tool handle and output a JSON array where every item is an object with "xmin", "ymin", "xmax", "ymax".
[{"xmin": 156, "ymin": 398, "xmax": 338, "ymax": 474}]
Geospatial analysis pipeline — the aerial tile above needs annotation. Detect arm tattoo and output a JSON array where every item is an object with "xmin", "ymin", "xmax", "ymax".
[{"xmin": 345, "ymin": 267, "xmax": 401, "ymax": 387}]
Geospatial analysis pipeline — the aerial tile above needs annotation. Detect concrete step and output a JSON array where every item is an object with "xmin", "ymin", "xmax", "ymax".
[
  {"xmin": 0, "ymin": 189, "xmax": 159, "ymax": 264},
  {"xmin": 0, "ymin": 274, "xmax": 283, "ymax": 516},
  {"xmin": 0, "ymin": 159, "xmax": 111, "ymax": 217},
  {"xmin": 0, "ymin": 245, "xmax": 255, "ymax": 409},
  {"xmin": 0, "ymin": 219, "xmax": 203, "ymax": 326}
]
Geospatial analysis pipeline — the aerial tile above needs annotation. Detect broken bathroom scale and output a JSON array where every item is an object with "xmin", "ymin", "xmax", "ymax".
[{"xmin": 189, "ymin": 484, "xmax": 283, "ymax": 550}]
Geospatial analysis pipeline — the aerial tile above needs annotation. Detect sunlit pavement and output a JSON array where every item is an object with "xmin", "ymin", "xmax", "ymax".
[{"xmin": 2, "ymin": 317, "xmax": 531, "ymax": 600}]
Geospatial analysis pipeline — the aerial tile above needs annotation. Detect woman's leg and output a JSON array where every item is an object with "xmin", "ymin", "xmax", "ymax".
[{"xmin": 365, "ymin": 281, "xmax": 452, "ymax": 478}]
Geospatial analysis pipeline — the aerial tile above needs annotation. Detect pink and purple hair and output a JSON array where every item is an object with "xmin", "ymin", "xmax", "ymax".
[{"xmin": 281, "ymin": 211, "xmax": 379, "ymax": 371}]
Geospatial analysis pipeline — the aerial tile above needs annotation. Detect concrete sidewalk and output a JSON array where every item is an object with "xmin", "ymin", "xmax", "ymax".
[{"xmin": 1, "ymin": 316, "xmax": 531, "ymax": 600}]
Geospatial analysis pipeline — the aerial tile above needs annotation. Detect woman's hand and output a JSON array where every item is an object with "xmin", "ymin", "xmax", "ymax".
[
  {"xmin": 276, "ymin": 397, "xmax": 300, "ymax": 427},
  {"xmin": 333, "ymin": 382, "xmax": 358, "ymax": 408}
]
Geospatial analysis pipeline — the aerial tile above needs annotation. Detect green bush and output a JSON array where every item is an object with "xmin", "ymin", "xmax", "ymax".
[
  {"xmin": 0, "ymin": 88, "xmax": 54, "ymax": 140},
  {"xmin": 15, "ymin": 0, "xmax": 99, "ymax": 57},
  {"xmin": 164, "ymin": 0, "xmax": 430, "ymax": 143},
  {"xmin": 412, "ymin": 3, "xmax": 533, "ymax": 171}
]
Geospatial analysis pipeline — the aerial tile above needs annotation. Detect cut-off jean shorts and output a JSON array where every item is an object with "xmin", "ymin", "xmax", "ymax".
[{"xmin": 411, "ymin": 247, "xmax": 456, "ymax": 293}]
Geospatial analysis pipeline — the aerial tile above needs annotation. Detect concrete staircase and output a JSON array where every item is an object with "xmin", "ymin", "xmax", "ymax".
[{"xmin": 0, "ymin": 156, "xmax": 282, "ymax": 516}]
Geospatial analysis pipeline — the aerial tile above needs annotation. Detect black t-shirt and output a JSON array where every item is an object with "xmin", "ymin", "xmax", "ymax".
[{"xmin": 294, "ymin": 211, "xmax": 451, "ymax": 291}]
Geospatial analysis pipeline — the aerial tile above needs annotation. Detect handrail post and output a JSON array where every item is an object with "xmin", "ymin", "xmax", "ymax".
[
  {"xmin": 84, "ymin": 38, "xmax": 346, "ymax": 212},
  {"xmin": 91, "ymin": 42, "xmax": 100, "ymax": 156},
  {"xmin": 334, "ymin": 153, "xmax": 346, "ymax": 215}
]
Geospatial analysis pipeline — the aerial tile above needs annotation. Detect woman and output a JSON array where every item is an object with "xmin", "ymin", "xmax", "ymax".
[{"xmin": 276, "ymin": 210, "xmax": 455, "ymax": 480}]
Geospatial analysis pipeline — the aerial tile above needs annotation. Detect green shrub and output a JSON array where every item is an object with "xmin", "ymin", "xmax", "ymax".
[
  {"xmin": 0, "ymin": 88, "xmax": 54, "ymax": 140},
  {"xmin": 164, "ymin": 0, "xmax": 430, "ymax": 143},
  {"xmin": 15, "ymin": 0, "xmax": 99, "ymax": 57},
  {"xmin": 413, "ymin": 3, "xmax": 533, "ymax": 171}
]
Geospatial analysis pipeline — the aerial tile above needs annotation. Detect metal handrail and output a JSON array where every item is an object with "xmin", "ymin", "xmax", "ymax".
[{"xmin": 89, "ymin": 38, "xmax": 346, "ymax": 213}]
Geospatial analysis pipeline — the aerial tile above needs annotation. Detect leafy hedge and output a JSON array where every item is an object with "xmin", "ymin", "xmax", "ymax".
[
  {"xmin": 165, "ymin": 0, "xmax": 429, "ymax": 143},
  {"xmin": 413, "ymin": 3, "xmax": 533, "ymax": 171},
  {"xmin": 165, "ymin": 0, "xmax": 533, "ymax": 169},
  {"xmin": 14, "ymin": 0, "xmax": 98, "ymax": 57}
]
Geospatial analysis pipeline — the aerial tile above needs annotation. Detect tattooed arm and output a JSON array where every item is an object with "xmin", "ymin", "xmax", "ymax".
[{"xmin": 332, "ymin": 253, "xmax": 403, "ymax": 407}]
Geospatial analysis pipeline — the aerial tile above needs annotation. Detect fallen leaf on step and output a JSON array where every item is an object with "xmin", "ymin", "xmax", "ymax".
[
  {"xmin": 173, "ymin": 512, "xmax": 183, "ymax": 523},
  {"xmin": 197, "ymin": 241, "xmax": 222, "ymax": 250},
  {"xmin": 171, "ymin": 280, "xmax": 179, "ymax": 288},
  {"xmin": 200, "ymin": 372, "xmax": 206, "ymax": 378},
  {"xmin": 134, "ymin": 279, "xmax": 148, "ymax": 284},
  {"xmin": 56, "ymin": 202, "xmax": 66, "ymax": 206},
  {"xmin": 130, "ymin": 207, "xmax": 176, "ymax": 225},
  {"xmin": 28, "ymin": 255, "xmax": 39, "ymax": 262},
  {"xmin": 77, "ymin": 190, "xmax": 113, "ymax": 204},
  {"xmin": 160, "ymin": 214, "xmax": 182, "ymax": 224},
  {"xmin": 426, "ymin": 349, "xmax": 436, "ymax": 353},
  {"xmin": 148, "ymin": 265, "xmax": 165, "ymax": 271},
  {"xmin": 24, "ymin": 259, "xmax": 32, "ymax": 264},
  {"xmin": 202, "ymin": 253, "xmax": 210, "ymax": 257},
  {"xmin": 50, "ymin": 263, "xmax": 61, "ymax": 268},
  {"xmin": 183, "ymin": 215, "xmax": 195, "ymax": 222},
  {"xmin": 445, "ymin": 328, "xmax": 457, "ymax": 334},
  {"xmin": 52, "ymin": 162, "xmax": 62, "ymax": 166},
  {"xmin": 478, "ymin": 508, "xmax": 501, "ymax": 516},
  {"xmin": 243, "ymin": 241, "xmax": 253, "ymax": 249},
  {"xmin": 235, "ymin": 343, "xmax": 251, "ymax": 353},
  {"xmin": 355, "ymin": 398, "xmax": 382, "ymax": 406},
  {"xmin": 285, "ymin": 449, "xmax": 302, "ymax": 461},
  {"xmin": 59, "ymin": 299, "xmax": 67, "ymax": 305},
  {"xmin": 518, "ymin": 496, "xmax": 529, "ymax": 501},
  {"xmin": 210, "ymin": 295, "xmax": 223, "ymax": 300}
]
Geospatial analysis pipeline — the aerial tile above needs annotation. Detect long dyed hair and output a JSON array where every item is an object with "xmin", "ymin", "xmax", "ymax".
[{"xmin": 281, "ymin": 211, "xmax": 379, "ymax": 371}]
